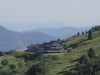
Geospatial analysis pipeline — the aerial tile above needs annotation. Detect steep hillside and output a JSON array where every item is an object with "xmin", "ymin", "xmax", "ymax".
[
  {"xmin": 0, "ymin": 26, "xmax": 100, "ymax": 75},
  {"xmin": 64, "ymin": 26, "xmax": 100, "ymax": 54},
  {"xmin": 0, "ymin": 26, "xmax": 56, "ymax": 51}
]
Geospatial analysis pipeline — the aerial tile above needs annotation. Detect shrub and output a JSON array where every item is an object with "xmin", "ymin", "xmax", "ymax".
[
  {"xmin": 52, "ymin": 55, "xmax": 60, "ymax": 60},
  {"xmin": 9, "ymin": 64, "xmax": 16, "ymax": 71},
  {"xmin": 18, "ymin": 61, "xmax": 25, "ymax": 69},
  {"xmin": 67, "ymin": 48, "xmax": 73, "ymax": 53},
  {"xmin": 88, "ymin": 48, "xmax": 96, "ymax": 58},
  {"xmin": 9, "ymin": 50, "xmax": 16, "ymax": 54},
  {"xmin": 0, "ymin": 51, "xmax": 5, "ymax": 56},
  {"xmin": 26, "ymin": 62, "xmax": 49, "ymax": 75},
  {"xmin": 1, "ymin": 59, "xmax": 8, "ymax": 67}
]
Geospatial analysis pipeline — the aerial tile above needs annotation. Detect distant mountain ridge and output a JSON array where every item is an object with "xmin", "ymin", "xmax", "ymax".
[
  {"xmin": 0, "ymin": 25, "xmax": 94, "ymax": 51},
  {"xmin": 32, "ymin": 26, "xmax": 92, "ymax": 39},
  {"xmin": 0, "ymin": 26, "xmax": 56, "ymax": 51}
]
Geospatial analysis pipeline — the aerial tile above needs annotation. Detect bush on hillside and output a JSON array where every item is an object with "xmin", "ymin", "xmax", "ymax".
[
  {"xmin": 9, "ymin": 50, "xmax": 16, "ymax": 54},
  {"xmin": 67, "ymin": 48, "xmax": 73, "ymax": 53},
  {"xmin": 52, "ymin": 55, "xmax": 60, "ymax": 60},
  {"xmin": 9, "ymin": 64, "xmax": 16, "ymax": 72},
  {"xmin": 0, "ymin": 51, "xmax": 5, "ymax": 56},
  {"xmin": 18, "ymin": 61, "xmax": 25, "ymax": 69},
  {"xmin": 1, "ymin": 59, "xmax": 9, "ymax": 67},
  {"xmin": 26, "ymin": 62, "xmax": 49, "ymax": 75},
  {"xmin": 88, "ymin": 29, "xmax": 93, "ymax": 40},
  {"xmin": 64, "ymin": 48, "xmax": 100, "ymax": 75},
  {"xmin": 88, "ymin": 48, "xmax": 96, "ymax": 58}
]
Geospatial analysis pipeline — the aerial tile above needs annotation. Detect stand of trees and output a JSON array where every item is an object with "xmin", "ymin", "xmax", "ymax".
[
  {"xmin": 64, "ymin": 48, "xmax": 100, "ymax": 75},
  {"xmin": 26, "ymin": 62, "xmax": 49, "ymax": 75}
]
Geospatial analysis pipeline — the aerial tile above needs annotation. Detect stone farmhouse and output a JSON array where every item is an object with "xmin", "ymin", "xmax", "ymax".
[{"xmin": 27, "ymin": 41, "xmax": 66, "ymax": 53}]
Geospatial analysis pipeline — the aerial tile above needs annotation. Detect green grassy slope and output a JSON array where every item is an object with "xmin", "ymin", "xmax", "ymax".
[{"xmin": 0, "ymin": 26, "xmax": 100, "ymax": 75}]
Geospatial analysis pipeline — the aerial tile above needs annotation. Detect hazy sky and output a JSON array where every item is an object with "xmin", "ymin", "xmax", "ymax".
[{"xmin": 0, "ymin": 0, "xmax": 100, "ymax": 31}]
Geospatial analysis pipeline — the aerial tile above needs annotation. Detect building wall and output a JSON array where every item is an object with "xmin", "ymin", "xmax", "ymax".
[
  {"xmin": 27, "ymin": 47, "xmax": 37, "ymax": 52},
  {"xmin": 50, "ymin": 42, "xmax": 64, "ymax": 50},
  {"xmin": 37, "ymin": 48, "xmax": 45, "ymax": 52}
]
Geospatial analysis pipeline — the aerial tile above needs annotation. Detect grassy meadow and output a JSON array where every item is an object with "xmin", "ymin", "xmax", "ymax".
[{"xmin": 0, "ymin": 26, "xmax": 100, "ymax": 75}]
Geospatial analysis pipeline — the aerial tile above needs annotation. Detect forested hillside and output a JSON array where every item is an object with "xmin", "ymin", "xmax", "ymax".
[{"xmin": 0, "ymin": 26, "xmax": 56, "ymax": 51}]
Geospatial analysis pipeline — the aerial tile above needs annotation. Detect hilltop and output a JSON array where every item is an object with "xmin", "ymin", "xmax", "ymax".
[
  {"xmin": 63, "ymin": 26, "xmax": 100, "ymax": 55},
  {"xmin": 0, "ymin": 26, "xmax": 100, "ymax": 75}
]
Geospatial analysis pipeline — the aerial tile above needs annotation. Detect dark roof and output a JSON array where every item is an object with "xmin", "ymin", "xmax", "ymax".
[
  {"xmin": 49, "ymin": 41, "xmax": 63, "ymax": 46},
  {"xmin": 49, "ymin": 41, "xmax": 57, "ymax": 45},
  {"xmin": 39, "ymin": 41, "xmax": 63, "ymax": 48},
  {"xmin": 27, "ymin": 44, "xmax": 41, "ymax": 48},
  {"xmin": 39, "ymin": 42, "xmax": 49, "ymax": 48}
]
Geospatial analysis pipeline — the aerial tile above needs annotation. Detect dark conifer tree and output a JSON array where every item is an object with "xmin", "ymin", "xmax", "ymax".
[
  {"xmin": 92, "ymin": 27, "xmax": 95, "ymax": 31},
  {"xmin": 57, "ymin": 38, "xmax": 60, "ymax": 42},
  {"xmin": 85, "ymin": 30, "xmax": 88, "ymax": 34},
  {"xmin": 88, "ymin": 29, "xmax": 93, "ymax": 40},
  {"xmin": 88, "ymin": 48, "xmax": 95, "ymax": 58},
  {"xmin": 77, "ymin": 32, "xmax": 80, "ymax": 36},
  {"xmin": 82, "ymin": 31, "xmax": 84, "ymax": 35}
]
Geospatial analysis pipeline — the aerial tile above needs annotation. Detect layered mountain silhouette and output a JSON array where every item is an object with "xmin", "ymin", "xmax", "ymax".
[
  {"xmin": 32, "ymin": 26, "xmax": 92, "ymax": 39},
  {"xmin": 0, "ymin": 25, "xmax": 94, "ymax": 51},
  {"xmin": 0, "ymin": 26, "xmax": 56, "ymax": 51}
]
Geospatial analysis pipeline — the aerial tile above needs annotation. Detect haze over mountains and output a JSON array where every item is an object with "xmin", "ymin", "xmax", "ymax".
[
  {"xmin": 32, "ymin": 26, "xmax": 92, "ymax": 39},
  {"xmin": 0, "ymin": 21, "xmax": 95, "ymax": 39},
  {"xmin": 0, "ymin": 24, "xmax": 94, "ymax": 51},
  {"xmin": 0, "ymin": 20, "xmax": 98, "ymax": 31},
  {"xmin": 0, "ymin": 26, "xmax": 56, "ymax": 51}
]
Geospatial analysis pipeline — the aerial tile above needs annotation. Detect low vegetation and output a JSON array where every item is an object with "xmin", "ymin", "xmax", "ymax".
[
  {"xmin": 64, "ymin": 48, "xmax": 100, "ymax": 75},
  {"xmin": 0, "ymin": 26, "xmax": 100, "ymax": 75}
]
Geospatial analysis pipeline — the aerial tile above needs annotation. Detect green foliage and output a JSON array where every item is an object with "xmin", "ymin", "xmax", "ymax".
[
  {"xmin": 9, "ymin": 64, "xmax": 16, "ymax": 71},
  {"xmin": 63, "ymin": 45, "xmax": 67, "ymax": 50},
  {"xmin": 57, "ymin": 38, "xmax": 60, "ymax": 42},
  {"xmin": 88, "ymin": 48, "xmax": 96, "ymax": 58},
  {"xmin": 67, "ymin": 48, "xmax": 73, "ymax": 53},
  {"xmin": 0, "ymin": 25, "xmax": 100, "ymax": 75},
  {"xmin": 9, "ymin": 50, "xmax": 16, "ymax": 54},
  {"xmin": 18, "ymin": 61, "xmax": 25, "ymax": 69},
  {"xmin": 0, "ymin": 51, "xmax": 5, "ymax": 56},
  {"xmin": 79, "ymin": 55, "xmax": 89, "ymax": 64},
  {"xmin": 92, "ymin": 27, "xmax": 95, "ymax": 31},
  {"xmin": 95, "ymin": 71, "xmax": 100, "ymax": 75},
  {"xmin": 1, "ymin": 59, "xmax": 8, "ymax": 67},
  {"xmin": 72, "ymin": 35, "xmax": 77, "ymax": 38},
  {"xmin": 88, "ymin": 29, "xmax": 93, "ymax": 40},
  {"xmin": 25, "ymin": 61, "xmax": 34, "ymax": 70},
  {"xmin": 51, "ymin": 55, "xmax": 60, "ymax": 60},
  {"xmin": 22, "ymin": 52, "xmax": 36, "ymax": 61},
  {"xmin": 26, "ymin": 62, "xmax": 49, "ymax": 75},
  {"xmin": 64, "ymin": 48, "xmax": 100, "ymax": 75},
  {"xmin": 85, "ymin": 30, "xmax": 88, "ymax": 34},
  {"xmin": 94, "ymin": 26, "xmax": 100, "ymax": 31},
  {"xmin": 77, "ymin": 32, "xmax": 80, "ymax": 36},
  {"xmin": 82, "ymin": 31, "xmax": 84, "ymax": 35}
]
